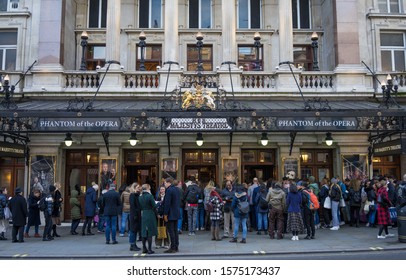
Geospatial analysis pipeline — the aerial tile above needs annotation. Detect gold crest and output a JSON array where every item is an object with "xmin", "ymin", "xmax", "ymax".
[{"xmin": 182, "ymin": 84, "xmax": 215, "ymax": 110}]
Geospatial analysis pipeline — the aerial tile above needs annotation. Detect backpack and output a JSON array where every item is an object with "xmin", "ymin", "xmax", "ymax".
[
  {"xmin": 303, "ymin": 190, "xmax": 320, "ymax": 210},
  {"xmin": 352, "ymin": 190, "xmax": 361, "ymax": 204},
  {"xmin": 186, "ymin": 185, "xmax": 199, "ymax": 204},
  {"xmin": 237, "ymin": 199, "xmax": 250, "ymax": 214},
  {"xmin": 258, "ymin": 195, "xmax": 269, "ymax": 210}
]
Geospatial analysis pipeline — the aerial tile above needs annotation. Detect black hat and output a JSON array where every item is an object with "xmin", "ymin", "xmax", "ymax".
[
  {"xmin": 49, "ymin": 185, "xmax": 56, "ymax": 192},
  {"xmin": 15, "ymin": 187, "xmax": 22, "ymax": 194}
]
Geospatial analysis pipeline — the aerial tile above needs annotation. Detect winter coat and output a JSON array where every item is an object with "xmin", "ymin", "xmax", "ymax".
[
  {"xmin": 84, "ymin": 186, "xmax": 97, "ymax": 217},
  {"xmin": 27, "ymin": 192, "xmax": 41, "ymax": 226},
  {"xmin": 348, "ymin": 188, "xmax": 361, "ymax": 207},
  {"xmin": 8, "ymin": 194, "xmax": 28, "ymax": 226},
  {"xmin": 209, "ymin": 195, "xmax": 223, "ymax": 221},
  {"xmin": 139, "ymin": 191, "xmax": 157, "ymax": 237},
  {"xmin": 329, "ymin": 184, "xmax": 342, "ymax": 202},
  {"xmin": 0, "ymin": 193, "xmax": 7, "ymax": 219},
  {"xmin": 129, "ymin": 192, "xmax": 141, "ymax": 232},
  {"xmin": 70, "ymin": 190, "xmax": 81, "ymax": 220},
  {"xmin": 121, "ymin": 190, "xmax": 131, "ymax": 213},
  {"xmin": 377, "ymin": 187, "xmax": 391, "ymax": 225},
  {"xmin": 52, "ymin": 189, "xmax": 62, "ymax": 217},
  {"xmin": 102, "ymin": 189, "xmax": 121, "ymax": 216},
  {"xmin": 163, "ymin": 185, "xmax": 180, "ymax": 221},
  {"xmin": 266, "ymin": 186, "xmax": 286, "ymax": 211},
  {"xmin": 231, "ymin": 191, "xmax": 248, "ymax": 219},
  {"xmin": 220, "ymin": 187, "xmax": 235, "ymax": 213},
  {"xmin": 255, "ymin": 188, "xmax": 269, "ymax": 214},
  {"xmin": 286, "ymin": 191, "xmax": 302, "ymax": 213},
  {"xmin": 318, "ymin": 184, "xmax": 330, "ymax": 205}
]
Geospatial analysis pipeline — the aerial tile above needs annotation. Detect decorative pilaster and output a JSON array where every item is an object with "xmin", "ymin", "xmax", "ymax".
[
  {"xmin": 106, "ymin": 0, "xmax": 121, "ymax": 70},
  {"xmin": 163, "ymin": 0, "xmax": 179, "ymax": 69},
  {"xmin": 221, "ymin": 0, "xmax": 237, "ymax": 69},
  {"xmin": 278, "ymin": 0, "xmax": 293, "ymax": 69}
]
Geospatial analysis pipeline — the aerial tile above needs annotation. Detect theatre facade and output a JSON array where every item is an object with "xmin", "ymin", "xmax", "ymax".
[{"xmin": 0, "ymin": 0, "xmax": 406, "ymax": 220}]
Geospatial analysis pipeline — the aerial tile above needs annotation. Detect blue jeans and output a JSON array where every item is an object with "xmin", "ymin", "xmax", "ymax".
[
  {"xmin": 25, "ymin": 224, "xmax": 39, "ymax": 234},
  {"xmin": 120, "ymin": 212, "xmax": 129, "ymax": 234},
  {"xmin": 196, "ymin": 208, "xmax": 205, "ymax": 229},
  {"xmin": 177, "ymin": 207, "xmax": 183, "ymax": 231},
  {"xmin": 129, "ymin": 230, "xmax": 136, "ymax": 244},
  {"xmin": 105, "ymin": 215, "xmax": 117, "ymax": 242},
  {"xmin": 233, "ymin": 217, "xmax": 247, "ymax": 239},
  {"xmin": 257, "ymin": 212, "xmax": 268, "ymax": 231},
  {"xmin": 97, "ymin": 215, "xmax": 105, "ymax": 232},
  {"xmin": 187, "ymin": 206, "xmax": 198, "ymax": 233},
  {"xmin": 331, "ymin": 201, "xmax": 340, "ymax": 227}
]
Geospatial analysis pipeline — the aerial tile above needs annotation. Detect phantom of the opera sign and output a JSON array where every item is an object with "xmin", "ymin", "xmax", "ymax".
[
  {"xmin": 35, "ymin": 118, "xmax": 122, "ymax": 131},
  {"xmin": 166, "ymin": 118, "xmax": 232, "ymax": 131}
]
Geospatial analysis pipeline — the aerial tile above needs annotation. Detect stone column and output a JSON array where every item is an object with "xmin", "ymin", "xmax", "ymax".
[
  {"xmin": 163, "ymin": 0, "xmax": 179, "ymax": 69},
  {"xmin": 278, "ymin": 0, "xmax": 293, "ymax": 69},
  {"xmin": 105, "ymin": 0, "xmax": 121, "ymax": 70},
  {"xmin": 220, "ymin": 0, "xmax": 237, "ymax": 69}
]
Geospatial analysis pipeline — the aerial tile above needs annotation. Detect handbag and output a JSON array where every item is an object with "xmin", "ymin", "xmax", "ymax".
[
  {"xmin": 339, "ymin": 198, "xmax": 346, "ymax": 208},
  {"xmin": 363, "ymin": 201, "xmax": 371, "ymax": 214},
  {"xmin": 4, "ymin": 206, "xmax": 12, "ymax": 220},
  {"xmin": 389, "ymin": 207, "xmax": 397, "ymax": 223},
  {"xmin": 323, "ymin": 197, "xmax": 332, "ymax": 209},
  {"xmin": 157, "ymin": 219, "xmax": 167, "ymax": 239}
]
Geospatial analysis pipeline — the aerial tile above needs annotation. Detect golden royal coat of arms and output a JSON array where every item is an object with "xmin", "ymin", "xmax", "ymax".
[{"xmin": 181, "ymin": 84, "xmax": 216, "ymax": 110}]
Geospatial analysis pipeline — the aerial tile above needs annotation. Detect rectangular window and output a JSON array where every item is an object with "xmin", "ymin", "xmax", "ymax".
[
  {"xmin": 139, "ymin": 0, "xmax": 162, "ymax": 28},
  {"xmin": 292, "ymin": 0, "xmax": 310, "ymax": 29},
  {"xmin": 378, "ymin": 0, "xmax": 400, "ymax": 13},
  {"xmin": 189, "ymin": 0, "xmax": 212, "ymax": 29},
  {"xmin": 238, "ymin": 45, "xmax": 263, "ymax": 71},
  {"xmin": 136, "ymin": 44, "xmax": 162, "ymax": 71},
  {"xmin": 187, "ymin": 44, "xmax": 213, "ymax": 71},
  {"xmin": 0, "ymin": 0, "xmax": 19, "ymax": 11},
  {"xmin": 380, "ymin": 33, "xmax": 406, "ymax": 72},
  {"xmin": 85, "ymin": 45, "xmax": 106, "ymax": 70},
  {"xmin": 0, "ymin": 30, "xmax": 17, "ymax": 71},
  {"xmin": 238, "ymin": 0, "xmax": 261, "ymax": 29},
  {"xmin": 88, "ymin": 0, "xmax": 107, "ymax": 28},
  {"xmin": 293, "ymin": 45, "xmax": 313, "ymax": 70}
]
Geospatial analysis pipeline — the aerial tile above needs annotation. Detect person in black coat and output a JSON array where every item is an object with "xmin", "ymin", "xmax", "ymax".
[
  {"xmin": 129, "ymin": 183, "xmax": 142, "ymax": 251},
  {"xmin": 51, "ymin": 183, "xmax": 63, "ymax": 237},
  {"xmin": 24, "ymin": 189, "xmax": 42, "ymax": 238},
  {"xmin": 8, "ymin": 187, "xmax": 28, "ymax": 243},
  {"xmin": 102, "ymin": 184, "xmax": 121, "ymax": 244},
  {"xmin": 163, "ymin": 177, "xmax": 180, "ymax": 253}
]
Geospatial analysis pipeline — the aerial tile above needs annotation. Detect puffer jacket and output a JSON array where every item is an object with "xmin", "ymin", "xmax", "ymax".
[
  {"xmin": 266, "ymin": 187, "xmax": 286, "ymax": 211},
  {"xmin": 121, "ymin": 190, "xmax": 131, "ymax": 213}
]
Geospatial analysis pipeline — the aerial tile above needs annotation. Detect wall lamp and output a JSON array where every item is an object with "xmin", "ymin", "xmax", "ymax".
[
  {"xmin": 325, "ymin": 132, "xmax": 333, "ymax": 146},
  {"xmin": 196, "ymin": 133, "xmax": 204, "ymax": 146},
  {"xmin": 64, "ymin": 133, "xmax": 73, "ymax": 147},
  {"xmin": 260, "ymin": 132, "xmax": 269, "ymax": 146},
  {"xmin": 129, "ymin": 132, "xmax": 139, "ymax": 146}
]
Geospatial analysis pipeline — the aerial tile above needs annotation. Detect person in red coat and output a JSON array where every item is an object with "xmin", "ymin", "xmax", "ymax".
[{"xmin": 376, "ymin": 180, "xmax": 394, "ymax": 239}]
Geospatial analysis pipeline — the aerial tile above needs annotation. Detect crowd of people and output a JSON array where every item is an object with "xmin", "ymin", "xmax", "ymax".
[{"xmin": 1, "ymin": 173, "xmax": 406, "ymax": 252}]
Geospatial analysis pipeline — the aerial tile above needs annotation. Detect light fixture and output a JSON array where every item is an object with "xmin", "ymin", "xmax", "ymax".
[
  {"xmin": 196, "ymin": 133, "xmax": 204, "ymax": 146},
  {"xmin": 301, "ymin": 153, "xmax": 309, "ymax": 162},
  {"xmin": 64, "ymin": 133, "xmax": 73, "ymax": 147},
  {"xmin": 79, "ymin": 31, "xmax": 89, "ymax": 71},
  {"xmin": 138, "ymin": 31, "xmax": 147, "ymax": 71},
  {"xmin": 253, "ymin": 32, "xmax": 261, "ymax": 70},
  {"xmin": 325, "ymin": 132, "xmax": 333, "ymax": 146},
  {"xmin": 86, "ymin": 154, "xmax": 91, "ymax": 162},
  {"xmin": 128, "ymin": 132, "xmax": 139, "ymax": 146},
  {"xmin": 260, "ymin": 132, "xmax": 268, "ymax": 146}
]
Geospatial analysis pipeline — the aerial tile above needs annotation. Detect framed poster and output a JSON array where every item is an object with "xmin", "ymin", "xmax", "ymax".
[
  {"xmin": 162, "ymin": 158, "xmax": 177, "ymax": 179},
  {"xmin": 282, "ymin": 157, "xmax": 299, "ymax": 180},
  {"xmin": 100, "ymin": 158, "xmax": 117, "ymax": 189},
  {"xmin": 30, "ymin": 155, "xmax": 56, "ymax": 194},
  {"xmin": 342, "ymin": 154, "xmax": 368, "ymax": 180},
  {"xmin": 222, "ymin": 157, "xmax": 239, "ymax": 183}
]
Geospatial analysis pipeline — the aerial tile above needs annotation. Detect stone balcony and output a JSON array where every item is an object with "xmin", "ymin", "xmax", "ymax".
[{"xmin": 3, "ymin": 69, "xmax": 406, "ymax": 101}]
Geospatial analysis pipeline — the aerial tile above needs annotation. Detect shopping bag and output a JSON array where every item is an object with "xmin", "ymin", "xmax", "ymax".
[
  {"xmin": 157, "ymin": 219, "xmax": 167, "ymax": 239},
  {"xmin": 323, "ymin": 197, "xmax": 332, "ymax": 209},
  {"xmin": 4, "ymin": 206, "xmax": 12, "ymax": 220}
]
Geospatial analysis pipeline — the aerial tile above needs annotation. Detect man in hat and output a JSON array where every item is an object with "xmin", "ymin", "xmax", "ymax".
[{"xmin": 8, "ymin": 187, "xmax": 28, "ymax": 243}]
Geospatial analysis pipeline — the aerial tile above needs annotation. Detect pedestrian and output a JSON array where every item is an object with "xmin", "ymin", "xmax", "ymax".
[
  {"xmin": 69, "ymin": 188, "xmax": 81, "ymax": 235},
  {"xmin": 266, "ymin": 182, "xmax": 286, "ymax": 239},
  {"xmin": 155, "ymin": 185, "xmax": 170, "ymax": 249},
  {"xmin": 184, "ymin": 177, "xmax": 200, "ymax": 236},
  {"xmin": 163, "ymin": 177, "xmax": 180, "ymax": 253},
  {"xmin": 286, "ymin": 184, "xmax": 304, "ymax": 241},
  {"xmin": 221, "ymin": 180, "xmax": 235, "ymax": 238},
  {"xmin": 319, "ymin": 178, "xmax": 332, "ymax": 228},
  {"xmin": 129, "ymin": 183, "xmax": 142, "ymax": 251},
  {"xmin": 0, "ymin": 187, "xmax": 10, "ymax": 240},
  {"xmin": 8, "ymin": 187, "xmax": 28, "ymax": 243},
  {"xmin": 255, "ymin": 183, "xmax": 269, "ymax": 235},
  {"xmin": 96, "ymin": 189, "xmax": 107, "ymax": 233},
  {"xmin": 229, "ymin": 184, "xmax": 249, "ymax": 243},
  {"xmin": 203, "ymin": 180, "xmax": 215, "ymax": 231},
  {"xmin": 299, "ymin": 183, "xmax": 316, "ymax": 239},
  {"xmin": 139, "ymin": 183, "xmax": 157, "ymax": 254},
  {"xmin": 120, "ymin": 185, "xmax": 131, "ymax": 237},
  {"xmin": 82, "ymin": 183, "xmax": 98, "ymax": 236},
  {"xmin": 247, "ymin": 178, "xmax": 259, "ymax": 231},
  {"xmin": 348, "ymin": 179, "xmax": 362, "ymax": 227},
  {"xmin": 176, "ymin": 180, "xmax": 185, "ymax": 234},
  {"xmin": 329, "ymin": 178, "xmax": 342, "ymax": 230},
  {"xmin": 51, "ymin": 182, "xmax": 63, "ymax": 237},
  {"xmin": 102, "ymin": 184, "xmax": 121, "ymax": 244},
  {"xmin": 376, "ymin": 180, "xmax": 394, "ymax": 239},
  {"xmin": 41, "ymin": 185, "xmax": 55, "ymax": 241},
  {"xmin": 24, "ymin": 188, "xmax": 42, "ymax": 238},
  {"xmin": 209, "ymin": 188, "xmax": 223, "ymax": 241}
]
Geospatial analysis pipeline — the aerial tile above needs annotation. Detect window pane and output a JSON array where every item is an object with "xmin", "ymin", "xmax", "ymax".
[
  {"xmin": 299, "ymin": 0, "xmax": 310, "ymax": 29},
  {"xmin": 0, "ymin": 0, "xmax": 7, "ymax": 11},
  {"xmin": 0, "ymin": 31, "xmax": 17, "ymax": 45},
  {"xmin": 381, "ymin": 33, "xmax": 404, "ymax": 46},
  {"xmin": 5, "ymin": 49, "xmax": 16, "ymax": 71},
  {"xmin": 238, "ymin": 46, "xmax": 255, "ymax": 60},
  {"xmin": 189, "ymin": 0, "xmax": 199, "ymax": 28},
  {"xmin": 381, "ymin": 50, "xmax": 392, "ymax": 72},
  {"xmin": 101, "ymin": 0, "xmax": 107, "ymax": 28},
  {"xmin": 89, "ymin": 0, "xmax": 100, "ymax": 28},
  {"xmin": 146, "ymin": 46, "xmax": 161, "ymax": 59},
  {"xmin": 394, "ymin": 50, "xmax": 405, "ymax": 71},
  {"xmin": 251, "ymin": 0, "xmax": 261, "ymax": 28},
  {"xmin": 93, "ymin": 46, "xmax": 105, "ymax": 59},
  {"xmin": 151, "ymin": 0, "xmax": 161, "ymax": 28},
  {"xmin": 139, "ymin": 0, "xmax": 149, "ymax": 28},
  {"xmin": 292, "ymin": 0, "xmax": 298, "ymax": 28},
  {"xmin": 239, "ymin": 0, "xmax": 249, "ymax": 28},
  {"xmin": 201, "ymin": 0, "xmax": 211, "ymax": 28},
  {"xmin": 390, "ymin": 0, "xmax": 400, "ymax": 13}
]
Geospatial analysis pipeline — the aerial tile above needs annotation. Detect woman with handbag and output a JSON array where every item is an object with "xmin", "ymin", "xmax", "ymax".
[
  {"xmin": 376, "ymin": 180, "xmax": 394, "ymax": 239},
  {"xmin": 155, "ymin": 186, "xmax": 170, "ymax": 249},
  {"xmin": 318, "ymin": 178, "xmax": 332, "ymax": 229}
]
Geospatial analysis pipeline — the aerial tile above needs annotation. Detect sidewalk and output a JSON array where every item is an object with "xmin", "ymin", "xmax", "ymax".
[{"xmin": 0, "ymin": 224, "xmax": 405, "ymax": 259}]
